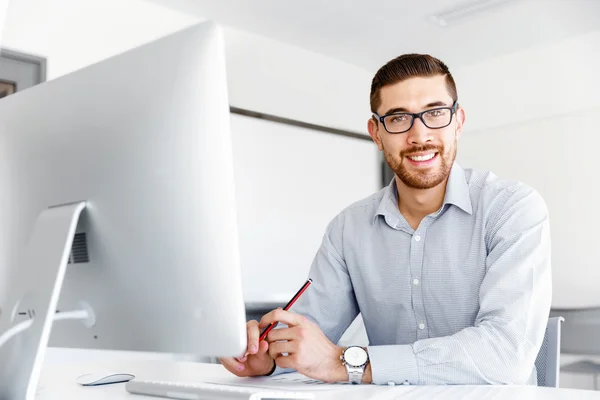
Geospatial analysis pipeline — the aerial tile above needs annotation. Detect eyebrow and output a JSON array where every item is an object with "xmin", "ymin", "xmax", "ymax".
[{"xmin": 383, "ymin": 101, "xmax": 450, "ymax": 115}]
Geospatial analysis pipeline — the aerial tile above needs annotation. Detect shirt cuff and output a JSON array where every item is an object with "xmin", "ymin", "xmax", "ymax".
[
  {"xmin": 367, "ymin": 344, "xmax": 419, "ymax": 385},
  {"xmin": 269, "ymin": 365, "xmax": 295, "ymax": 376}
]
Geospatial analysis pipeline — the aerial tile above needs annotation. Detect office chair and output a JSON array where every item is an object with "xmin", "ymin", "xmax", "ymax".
[{"xmin": 535, "ymin": 316, "xmax": 565, "ymax": 387}]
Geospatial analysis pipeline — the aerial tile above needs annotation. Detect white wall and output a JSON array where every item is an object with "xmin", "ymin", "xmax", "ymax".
[
  {"xmin": 453, "ymin": 30, "xmax": 600, "ymax": 135},
  {"xmin": 454, "ymin": 30, "xmax": 600, "ymax": 309},
  {"xmin": 231, "ymin": 115, "xmax": 378, "ymax": 302},
  {"xmin": 2, "ymin": 0, "xmax": 199, "ymax": 79},
  {"xmin": 0, "ymin": 0, "xmax": 9, "ymax": 44},
  {"xmin": 1, "ymin": 0, "xmax": 378, "ymax": 302},
  {"xmin": 1, "ymin": 0, "xmax": 372, "ymax": 133}
]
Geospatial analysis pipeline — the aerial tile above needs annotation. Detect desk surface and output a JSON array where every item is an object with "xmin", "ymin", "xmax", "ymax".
[{"xmin": 37, "ymin": 351, "xmax": 600, "ymax": 400}]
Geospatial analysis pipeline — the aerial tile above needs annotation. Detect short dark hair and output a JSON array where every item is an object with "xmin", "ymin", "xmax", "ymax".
[{"xmin": 370, "ymin": 54, "xmax": 458, "ymax": 113}]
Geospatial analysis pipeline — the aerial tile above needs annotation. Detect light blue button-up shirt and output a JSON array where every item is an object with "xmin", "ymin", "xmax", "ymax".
[{"xmin": 279, "ymin": 163, "xmax": 552, "ymax": 385}]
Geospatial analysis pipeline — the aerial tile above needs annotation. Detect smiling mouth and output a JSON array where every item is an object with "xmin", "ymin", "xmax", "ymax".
[
  {"xmin": 407, "ymin": 153, "xmax": 436, "ymax": 162},
  {"xmin": 405, "ymin": 150, "xmax": 439, "ymax": 163}
]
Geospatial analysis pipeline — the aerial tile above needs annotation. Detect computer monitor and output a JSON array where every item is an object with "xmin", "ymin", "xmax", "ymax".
[{"xmin": 0, "ymin": 21, "xmax": 247, "ymax": 398}]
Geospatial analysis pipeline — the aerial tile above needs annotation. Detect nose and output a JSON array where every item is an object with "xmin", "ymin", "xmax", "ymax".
[{"xmin": 406, "ymin": 117, "xmax": 433, "ymax": 145}]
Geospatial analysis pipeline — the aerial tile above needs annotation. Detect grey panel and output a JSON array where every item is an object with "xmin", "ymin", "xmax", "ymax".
[
  {"xmin": 0, "ymin": 49, "xmax": 46, "ymax": 93},
  {"xmin": 550, "ymin": 308, "xmax": 600, "ymax": 355},
  {"xmin": 382, "ymin": 159, "xmax": 394, "ymax": 187}
]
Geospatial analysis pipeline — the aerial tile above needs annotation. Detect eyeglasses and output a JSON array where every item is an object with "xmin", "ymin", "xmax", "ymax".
[{"xmin": 373, "ymin": 101, "xmax": 458, "ymax": 134}]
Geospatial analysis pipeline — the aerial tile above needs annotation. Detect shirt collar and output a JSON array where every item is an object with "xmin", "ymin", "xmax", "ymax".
[
  {"xmin": 443, "ymin": 162, "xmax": 473, "ymax": 215},
  {"xmin": 373, "ymin": 177, "xmax": 401, "ymax": 225},
  {"xmin": 373, "ymin": 162, "xmax": 473, "ymax": 223}
]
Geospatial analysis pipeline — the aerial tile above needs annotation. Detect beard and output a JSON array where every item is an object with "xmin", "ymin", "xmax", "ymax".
[{"xmin": 384, "ymin": 137, "xmax": 457, "ymax": 190}]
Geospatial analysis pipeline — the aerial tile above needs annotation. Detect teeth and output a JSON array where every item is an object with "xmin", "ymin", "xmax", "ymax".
[{"xmin": 408, "ymin": 153, "xmax": 435, "ymax": 162}]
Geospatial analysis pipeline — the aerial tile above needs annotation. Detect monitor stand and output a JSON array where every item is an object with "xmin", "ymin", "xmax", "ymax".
[{"xmin": 0, "ymin": 201, "xmax": 86, "ymax": 400}]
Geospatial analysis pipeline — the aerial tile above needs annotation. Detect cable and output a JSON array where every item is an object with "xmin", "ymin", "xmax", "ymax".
[
  {"xmin": 53, "ymin": 310, "xmax": 90, "ymax": 323},
  {"xmin": 0, "ymin": 319, "xmax": 33, "ymax": 349},
  {"xmin": 0, "ymin": 307, "xmax": 93, "ymax": 350}
]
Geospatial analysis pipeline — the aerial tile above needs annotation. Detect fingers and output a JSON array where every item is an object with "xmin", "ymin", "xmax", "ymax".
[
  {"xmin": 219, "ymin": 337, "xmax": 274, "ymax": 378},
  {"xmin": 260, "ymin": 309, "xmax": 307, "ymax": 329},
  {"xmin": 268, "ymin": 340, "xmax": 295, "ymax": 360},
  {"xmin": 257, "ymin": 338, "xmax": 269, "ymax": 355},
  {"xmin": 258, "ymin": 309, "xmax": 278, "ymax": 330},
  {"xmin": 265, "ymin": 326, "xmax": 299, "ymax": 343},
  {"xmin": 219, "ymin": 357, "xmax": 246, "ymax": 374},
  {"xmin": 274, "ymin": 354, "xmax": 296, "ymax": 370},
  {"xmin": 236, "ymin": 355, "xmax": 247, "ymax": 363},
  {"xmin": 246, "ymin": 320, "xmax": 261, "ymax": 355}
]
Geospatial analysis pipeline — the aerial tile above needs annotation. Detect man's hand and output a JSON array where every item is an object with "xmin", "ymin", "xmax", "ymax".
[
  {"xmin": 219, "ymin": 320, "xmax": 275, "ymax": 377},
  {"xmin": 261, "ymin": 309, "xmax": 347, "ymax": 383}
]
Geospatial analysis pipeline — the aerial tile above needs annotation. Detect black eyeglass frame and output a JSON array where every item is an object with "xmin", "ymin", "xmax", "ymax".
[{"xmin": 372, "ymin": 101, "xmax": 458, "ymax": 134}]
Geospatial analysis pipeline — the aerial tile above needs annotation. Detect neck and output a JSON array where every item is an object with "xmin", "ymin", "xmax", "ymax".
[{"xmin": 395, "ymin": 176, "xmax": 448, "ymax": 229}]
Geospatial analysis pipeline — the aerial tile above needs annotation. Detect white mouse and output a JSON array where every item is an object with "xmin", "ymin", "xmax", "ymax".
[{"xmin": 75, "ymin": 372, "xmax": 135, "ymax": 386}]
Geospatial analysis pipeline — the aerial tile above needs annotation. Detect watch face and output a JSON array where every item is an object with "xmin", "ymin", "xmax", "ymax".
[{"xmin": 344, "ymin": 346, "xmax": 368, "ymax": 367}]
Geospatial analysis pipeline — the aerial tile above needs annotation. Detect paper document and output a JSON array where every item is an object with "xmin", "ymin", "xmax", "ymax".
[
  {"xmin": 206, "ymin": 372, "xmax": 353, "ymax": 392},
  {"xmin": 266, "ymin": 372, "xmax": 353, "ymax": 388}
]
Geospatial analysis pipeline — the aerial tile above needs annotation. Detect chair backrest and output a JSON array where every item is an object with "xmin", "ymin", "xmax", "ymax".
[{"xmin": 535, "ymin": 316, "xmax": 565, "ymax": 387}]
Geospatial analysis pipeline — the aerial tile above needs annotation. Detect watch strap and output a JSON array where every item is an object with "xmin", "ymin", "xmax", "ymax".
[{"xmin": 346, "ymin": 365, "xmax": 364, "ymax": 384}]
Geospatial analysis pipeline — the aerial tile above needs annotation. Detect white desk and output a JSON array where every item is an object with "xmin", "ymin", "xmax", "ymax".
[{"xmin": 37, "ymin": 350, "xmax": 600, "ymax": 400}]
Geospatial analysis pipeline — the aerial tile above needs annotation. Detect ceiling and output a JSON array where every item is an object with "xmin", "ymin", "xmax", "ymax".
[{"xmin": 144, "ymin": 0, "xmax": 600, "ymax": 72}]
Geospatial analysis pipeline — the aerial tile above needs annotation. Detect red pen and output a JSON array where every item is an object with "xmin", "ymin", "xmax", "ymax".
[{"xmin": 259, "ymin": 278, "xmax": 313, "ymax": 341}]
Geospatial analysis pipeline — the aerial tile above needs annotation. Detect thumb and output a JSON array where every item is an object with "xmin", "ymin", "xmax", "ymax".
[{"xmin": 257, "ymin": 339, "xmax": 269, "ymax": 355}]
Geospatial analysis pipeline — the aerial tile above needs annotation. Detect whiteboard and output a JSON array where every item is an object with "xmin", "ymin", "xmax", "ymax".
[{"xmin": 230, "ymin": 114, "xmax": 380, "ymax": 303}]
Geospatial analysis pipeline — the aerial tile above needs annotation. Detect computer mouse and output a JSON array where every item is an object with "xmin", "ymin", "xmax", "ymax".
[{"xmin": 75, "ymin": 372, "xmax": 135, "ymax": 386}]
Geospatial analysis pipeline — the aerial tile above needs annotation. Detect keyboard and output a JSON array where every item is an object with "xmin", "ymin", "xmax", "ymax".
[{"xmin": 125, "ymin": 379, "xmax": 315, "ymax": 400}]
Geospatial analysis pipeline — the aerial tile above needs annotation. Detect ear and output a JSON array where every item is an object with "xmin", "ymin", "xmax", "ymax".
[
  {"xmin": 368, "ymin": 117, "xmax": 384, "ymax": 151},
  {"xmin": 455, "ymin": 106, "xmax": 466, "ymax": 140}
]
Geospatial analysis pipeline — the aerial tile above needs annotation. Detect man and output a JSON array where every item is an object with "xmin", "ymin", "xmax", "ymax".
[{"xmin": 220, "ymin": 54, "xmax": 552, "ymax": 386}]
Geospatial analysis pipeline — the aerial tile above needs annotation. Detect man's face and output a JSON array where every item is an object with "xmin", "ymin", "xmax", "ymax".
[{"xmin": 368, "ymin": 75, "xmax": 465, "ymax": 190}]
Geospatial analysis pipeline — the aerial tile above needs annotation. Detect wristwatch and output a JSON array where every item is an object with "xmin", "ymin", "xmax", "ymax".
[{"xmin": 341, "ymin": 346, "xmax": 369, "ymax": 384}]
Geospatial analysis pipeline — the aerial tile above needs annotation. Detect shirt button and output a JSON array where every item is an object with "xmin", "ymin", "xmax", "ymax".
[
  {"xmin": 413, "ymin": 278, "xmax": 419, "ymax": 285},
  {"xmin": 414, "ymin": 234, "xmax": 421, "ymax": 242},
  {"xmin": 419, "ymin": 323, "xmax": 425, "ymax": 330}
]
